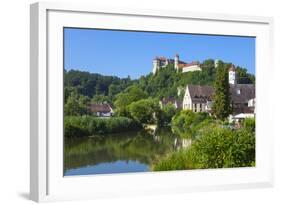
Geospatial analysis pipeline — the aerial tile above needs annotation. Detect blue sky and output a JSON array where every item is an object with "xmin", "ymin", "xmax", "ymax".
[{"xmin": 64, "ymin": 28, "xmax": 255, "ymax": 79}]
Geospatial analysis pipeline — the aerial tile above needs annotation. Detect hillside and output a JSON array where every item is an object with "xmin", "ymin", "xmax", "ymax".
[{"xmin": 64, "ymin": 59, "xmax": 255, "ymax": 106}]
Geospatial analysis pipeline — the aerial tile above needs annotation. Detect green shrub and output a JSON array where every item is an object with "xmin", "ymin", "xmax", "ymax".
[
  {"xmin": 153, "ymin": 149, "xmax": 194, "ymax": 171},
  {"xmin": 64, "ymin": 116, "xmax": 142, "ymax": 138},
  {"xmin": 190, "ymin": 127, "xmax": 234, "ymax": 168},
  {"xmin": 243, "ymin": 118, "xmax": 255, "ymax": 132},
  {"xmin": 172, "ymin": 110, "xmax": 211, "ymax": 138},
  {"xmin": 154, "ymin": 125, "xmax": 255, "ymax": 171},
  {"xmin": 158, "ymin": 103, "xmax": 177, "ymax": 126}
]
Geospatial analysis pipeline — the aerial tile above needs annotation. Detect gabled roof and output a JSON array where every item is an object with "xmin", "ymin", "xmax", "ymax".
[
  {"xmin": 230, "ymin": 84, "xmax": 255, "ymax": 104},
  {"xmin": 187, "ymin": 85, "xmax": 214, "ymax": 103},
  {"xmin": 89, "ymin": 103, "xmax": 112, "ymax": 113},
  {"xmin": 186, "ymin": 84, "xmax": 255, "ymax": 105}
]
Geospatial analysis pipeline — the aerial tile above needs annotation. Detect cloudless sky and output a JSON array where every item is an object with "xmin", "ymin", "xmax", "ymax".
[{"xmin": 64, "ymin": 28, "xmax": 255, "ymax": 79}]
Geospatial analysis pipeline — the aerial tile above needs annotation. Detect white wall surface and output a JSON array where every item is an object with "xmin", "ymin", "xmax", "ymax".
[{"xmin": 0, "ymin": 0, "xmax": 280, "ymax": 204}]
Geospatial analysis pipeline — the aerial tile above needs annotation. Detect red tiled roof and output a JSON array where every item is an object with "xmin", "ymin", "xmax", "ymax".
[
  {"xmin": 178, "ymin": 61, "xmax": 199, "ymax": 68},
  {"xmin": 186, "ymin": 61, "xmax": 199, "ymax": 66}
]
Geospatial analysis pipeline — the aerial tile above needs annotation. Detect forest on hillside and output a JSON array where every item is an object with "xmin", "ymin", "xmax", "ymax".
[{"xmin": 64, "ymin": 59, "xmax": 255, "ymax": 107}]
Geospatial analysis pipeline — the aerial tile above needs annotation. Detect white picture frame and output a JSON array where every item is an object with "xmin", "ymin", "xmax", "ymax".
[{"xmin": 30, "ymin": 2, "xmax": 274, "ymax": 202}]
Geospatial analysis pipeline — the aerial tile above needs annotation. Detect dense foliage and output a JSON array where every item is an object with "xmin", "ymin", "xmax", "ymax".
[
  {"xmin": 64, "ymin": 59, "xmax": 255, "ymax": 107},
  {"xmin": 128, "ymin": 98, "xmax": 160, "ymax": 124},
  {"xmin": 243, "ymin": 117, "xmax": 256, "ymax": 133},
  {"xmin": 64, "ymin": 69, "xmax": 135, "ymax": 104},
  {"xmin": 114, "ymin": 85, "xmax": 148, "ymax": 116},
  {"xmin": 64, "ymin": 90, "xmax": 91, "ymax": 116},
  {"xmin": 153, "ymin": 119, "xmax": 255, "ymax": 170},
  {"xmin": 190, "ymin": 126, "xmax": 255, "ymax": 168},
  {"xmin": 64, "ymin": 116, "xmax": 142, "ymax": 138},
  {"xmin": 171, "ymin": 110, "xmax": 211, "ymax": 138},
  {"xmin": 212, "ymin": 61, "xmax": 231, "ymax": 119},
  {"xmin": 158, "ymin": 103, "xmax": 178, "ymax": 126}
]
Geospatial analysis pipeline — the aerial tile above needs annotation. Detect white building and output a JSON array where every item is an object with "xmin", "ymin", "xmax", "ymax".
[
  {"xmin": 89, "ymin": 103, "xmax": 114, "ymax": 117},
  {"xmin": 248, "ymin": 98, "xmax": 256, "ymax": 108},
  {"xmin": 182, "ymin": 62, "xmax": 201, "ymax": 73},
  {"xmin": 182, "ymin": 85, "xmax": 214, "ymax": 112}
]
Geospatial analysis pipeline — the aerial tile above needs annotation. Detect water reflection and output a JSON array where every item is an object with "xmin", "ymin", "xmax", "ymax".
[{"xmin": 64, "ymin": 127, "xmax": 191, "ymax": 176}]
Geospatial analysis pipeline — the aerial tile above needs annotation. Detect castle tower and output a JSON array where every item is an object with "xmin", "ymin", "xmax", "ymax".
[
  {"xmin": 229, "ymin": 64, "xmax": 236, "ymax": 85},
  {"xmin": 152, "ymin": 57, "xmax": 159, "ymax": 74},
  {"xmin": 174, "ymin": 54, "xmax": 179, "ymax": 71},
  {"xmin": 215, "ymin": 59, "xmax": 219, "ymax": 68}
]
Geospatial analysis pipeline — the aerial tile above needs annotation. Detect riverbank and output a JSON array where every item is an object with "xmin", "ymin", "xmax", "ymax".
[
  {"xmin": 153, "ymin": 119, "xmax": 255, "ymax": 171},
  {"xmin": 64, "ymin": 116, "xmax": 142, "ymax": 138}
]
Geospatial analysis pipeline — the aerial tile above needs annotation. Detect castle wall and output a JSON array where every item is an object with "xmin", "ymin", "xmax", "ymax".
[{"xmin": 182, "ymin": 65, "xmax": 201, "ymax": 73}]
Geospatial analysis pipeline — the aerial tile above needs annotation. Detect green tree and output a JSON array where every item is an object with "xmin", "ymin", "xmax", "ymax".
[
  {"xmin": 212, "ymin": 61, "xmax": 231, "ymax": 119},
  {"xmin": 64, "ymin": 91, "xmax": 90, "ymax": 116},
  {"xmin": 114, "ymin": 85, "xmax": 148, "ymax": 116},
  {"xmin": 128, "ymin": 98, "xmax": 160, "ymax": 124},
  {"xmin": 236, "ymin": 67, "xmax": 255, "ymax": 84},
  {"xmin": 91, "ymin": 94, "xmax": 110, "ymax": 104},
  {"xmin": 159, "ymin": 103, "xmax": 177, "ymax": 125}
]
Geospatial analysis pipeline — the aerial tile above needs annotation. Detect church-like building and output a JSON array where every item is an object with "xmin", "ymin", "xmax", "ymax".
[
  {"xmin": 182, "ymin": 64, "xmax": 255, "ymax": 117},
  {"xmin": 152, "ymin": 54, "xmax": 201, "ymax": 74}
]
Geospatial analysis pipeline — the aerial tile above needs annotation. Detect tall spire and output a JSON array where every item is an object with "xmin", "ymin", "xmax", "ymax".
[{"xmin": 175, "ymin": 54, "xmax": 179, "ymax": 70}]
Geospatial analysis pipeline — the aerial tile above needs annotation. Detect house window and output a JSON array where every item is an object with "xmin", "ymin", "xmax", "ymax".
[
  {"xmin": 194, "ymin": 103, "xmax": 197, "ymax": 112},
  {"xmin": 199, "ymin": 103, "xmax": 202, "ymax": 112}
]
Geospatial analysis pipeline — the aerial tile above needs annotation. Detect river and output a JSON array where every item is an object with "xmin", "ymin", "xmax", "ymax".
[{"xmin": 64, "ymin": 127, "xmax": 192, "ymax": 176}]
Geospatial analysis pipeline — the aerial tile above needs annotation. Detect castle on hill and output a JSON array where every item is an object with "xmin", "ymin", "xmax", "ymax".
[{"xmin": 152, "ymin": 54, "xmax": 201, "ymax": 74}]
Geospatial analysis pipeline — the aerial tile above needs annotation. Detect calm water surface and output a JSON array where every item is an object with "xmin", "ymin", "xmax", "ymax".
[{"xmin": 64, "ymin": 128, "xmax": 191, "ymax": 176}]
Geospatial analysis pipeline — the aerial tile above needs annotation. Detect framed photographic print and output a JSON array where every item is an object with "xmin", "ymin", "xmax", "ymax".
[{"xmin": 30, "ymin": 2, "xmax": 274, "ymax": 202}]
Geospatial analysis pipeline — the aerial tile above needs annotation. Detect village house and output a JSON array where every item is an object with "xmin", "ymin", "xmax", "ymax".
[
  {"xmin": 89, "ymin": 103, "xmax": 114, "ymax": 117},
  {"xmin": 152, "ymin": 54, "xmax": 201, "ymax": 74},
  {"xmin": 159, "ymin": 97, "xmax": 182, "ymax": 109},
  {"xmin": 182, "ymin": 64, "xmax": 255, "ymax": 118},
  {"xmin": 182, "ymin": 85, "xmax": 214, "ymax": 113}
]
